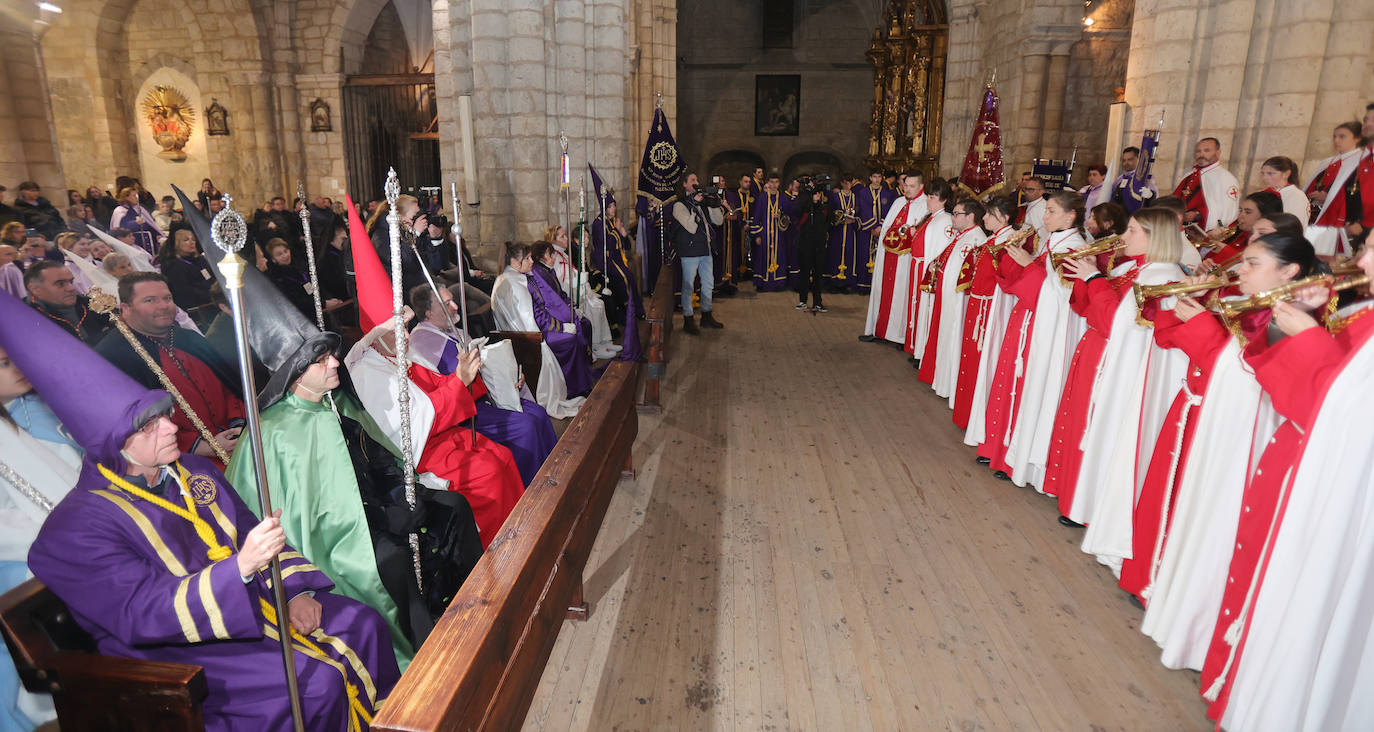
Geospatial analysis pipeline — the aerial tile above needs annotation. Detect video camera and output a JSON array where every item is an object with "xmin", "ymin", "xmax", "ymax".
[
  {"xmin": 797, "ymin": 174, "xmax": 834, "ymax": 197},
  {"xmin": 696, "ymin": 176, "xmax": 728, "ymax": 208}
]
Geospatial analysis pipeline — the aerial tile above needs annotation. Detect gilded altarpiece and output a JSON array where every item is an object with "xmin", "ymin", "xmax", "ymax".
[{"xmin": 865, "ymin": 1, "xmax": 948, "ymax": 178}]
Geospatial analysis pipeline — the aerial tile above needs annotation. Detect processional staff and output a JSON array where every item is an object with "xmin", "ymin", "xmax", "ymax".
[
  {"xmin": 297, "ymin": 182, "xmax": 325, "ymax": 330},
  {"xmin": 207, "ymin": 195, "xmax": 305, "ymax": 732},
  {"xmin": 448, "ymin": 181, "xmax": 477, "ymax": 447},
  {"xmin": 383, "ymin": 169, "xmax": 424, "ymax": 590}
]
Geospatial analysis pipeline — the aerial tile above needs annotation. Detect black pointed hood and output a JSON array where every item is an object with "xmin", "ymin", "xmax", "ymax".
[{"xmin": 173, "ymin": 185, "xmax": 345, "ymax": 410}]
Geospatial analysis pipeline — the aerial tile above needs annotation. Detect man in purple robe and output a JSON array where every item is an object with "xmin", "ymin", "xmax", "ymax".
[
  {"xmin": 748, "ymin": 173, "xmax": 790, "ymax": 292},
  {"xmin": 530, "ymin": 242, "xmax": 595, "ymax": 396},
  {"xmin": 409, "ymin": 283, "xmax": 557, "ymax": 485},
  {"xmin": 715, "ymin": 174, "xmax": 753, "ymax": 295},
  {"xmin": 851, "ymin": 169, "xmax": 896, "ymax": 294},
  {"xmin": 4, "ymin": 287, "xmax": 399, "ymax": 731},
  {"xmin": 588, "ymin": 165, "xmax": 642, "ymax": 362},
  {"xmin": 825, "ymin": 175, "xmax": 862, "ymax": 292}
]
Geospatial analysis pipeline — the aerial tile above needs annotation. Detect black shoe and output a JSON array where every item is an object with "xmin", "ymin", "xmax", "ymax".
[
  {"xmin": 682, "ymin": 314, "xmax": 699, "ymax": 335},
  {"xmin": 812, "ymin": 304, "xmax": 828, "ymax": 313},
  {"xmin": 1128, "ymin": 594, "xmax": 1145, "ymax": 610},
  {"xmin": 1057, "ymin": 515, "xmax": 1085, "ymax": 528},
  {"xmin": 700, "ymin": 311, "xmax": 724, "ymax": 329},
  {"xmin": 858, "ymin": 335, "xmax": 876, "ymax": 342},
  {"xmin": 907, "ymin": 356, "xmax": 918, "ymax": 364},
  {"xmin": 976, "ymin": 456, "xmax": 991, "ymax": 465},
  {"xmin": 795, "ymin": 301, "xmax": 809, "ymax": 310},
  {"xmin": 992, "ymin": 470, "xmax": 1011, "ymax": 482},
  {"xmin": 895, "ymin": 342, "xmax": 906, "ymax": 351}
]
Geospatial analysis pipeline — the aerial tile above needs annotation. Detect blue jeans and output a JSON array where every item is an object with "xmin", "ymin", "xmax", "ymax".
[{"xmin": 680, "ymin": 255, "xmax": 714, "ymax": 316}]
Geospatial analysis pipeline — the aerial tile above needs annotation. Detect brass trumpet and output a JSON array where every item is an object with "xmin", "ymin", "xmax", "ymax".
[
  {"xmin": 986, "ymin": 226, "xmax": 1036, "ymax": 255},
  {"xmin": 1132, "ymin": 272, "xmax": 1233, "ymax": 320},
  {"xmin": 1215, "ymin": 269, "xmax": 1370, "ymax": 341},
  {"xmin": 1050, "ymin": 234, "xmax": 1124, "ymax": 269}
]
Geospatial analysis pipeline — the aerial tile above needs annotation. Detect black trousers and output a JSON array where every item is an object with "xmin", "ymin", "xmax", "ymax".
[{"xmin": 797, "ymin": 242, "xmax": 826, "ymax": 306}]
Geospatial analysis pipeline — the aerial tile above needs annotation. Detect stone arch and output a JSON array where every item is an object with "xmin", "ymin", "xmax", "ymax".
[
  {"xmin": 130, "ymin": 53, "xmax": 200, "ymax": 92},
  {"xmin": 781, "ymin": 150, "xmax": 843, "ymax": 185},
  {"xmin": 706, "ymin": 149, "xmax": 767, "ymax": 186}
]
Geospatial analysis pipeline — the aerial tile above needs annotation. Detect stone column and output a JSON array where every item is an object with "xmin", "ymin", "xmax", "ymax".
[{"xmin": 1039, "ymin": 44, "xmax": 1072, "ymax": 161}]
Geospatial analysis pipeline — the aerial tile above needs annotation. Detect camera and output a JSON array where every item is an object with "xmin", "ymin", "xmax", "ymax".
[
  {"xmin": 427, "ymin": 214, "xmax": 451, "ymax": 232},
  {"xmin": 696, "ymin": 175, "xmax": 726, "ymax": 208},
  {"xmin": 797, "ymin": 174, "xmax": 833, "ymax": 197}
]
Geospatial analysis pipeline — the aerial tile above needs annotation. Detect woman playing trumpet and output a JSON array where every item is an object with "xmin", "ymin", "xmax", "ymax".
[
  {"xmin": 918, "ymin": 199, "xmax": 987, "ymax": 398},
  {"xmin": 1199, "ymin": 190, "xmax": 1282, "ymax": 273},
  {"xmin": 956, "ymin": 197, "xmax": 1024, "ymax": 434}
]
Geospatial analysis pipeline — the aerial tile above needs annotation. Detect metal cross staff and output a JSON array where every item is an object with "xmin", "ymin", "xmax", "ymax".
[
  {"xmin": 449, "ymin": 181, "xmax": 477, "ymax": 447},
  {"xmin": 297, "ymin": 182, "xmax": 325, "ymax": 330},
  {"xmin": 383, "ymin": 169, "xmax": 424, "ymax": 590},
  {"xmin": 208, "ymin": 195, "xmax": 305, "ymax": 732}
]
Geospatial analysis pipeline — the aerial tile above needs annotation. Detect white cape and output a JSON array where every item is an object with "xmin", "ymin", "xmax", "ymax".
[
  {"xmin": 911, "ymin": 210, "xmax": 953, "ymax": 356},
  {"xmin": 1071, "ymin": 262, "xmax": 1189, "ymax": 571},
  {"xmin": 933, "ymin": 227, "xmax": 985, "ymax": 402},
  {"xmin": 1139, "ymin": 340, "xmax": 1276, "ymax": 670},
  {"xmin": 962, "ymin": 227, "xmax": 1019, "ymax": 447},
  {"xmin": 343, "ymin": 343, "xmax": 449, "ymax": 491},
  {"xmin": 862, "ymin": 195, "xmax": 926, "ymax": 341},
  {"xmin": 491, "ymin": 267, "xmax": 585, "ymax": 418},
  {"xmin": 550, "ymin": 244, "xmax": 618, "ymax": 358},
  {"xmin": 1222, "ymin": 332, "xmax": 1374, "ymax": 732},
  {"xmin": 1005, "ymin": 229, "xmax": 1088, "ymax": 489}
]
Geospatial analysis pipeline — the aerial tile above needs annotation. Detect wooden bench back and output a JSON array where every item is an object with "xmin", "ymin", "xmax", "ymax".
[
  {"xmin": 372, "ymin": 359, "xmax": 640, "ymax": 731},
  {"xmin": 489, "ymin": 330, "xmax": 544, "ymax": 394},
  {"xmin": 641, "ymin": 266, "xmax": 676, "ymax": 408}
]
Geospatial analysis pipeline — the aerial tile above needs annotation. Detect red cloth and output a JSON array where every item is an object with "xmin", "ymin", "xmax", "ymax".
[
  {"xmin": 1203, "ymin": 229, "xmax": 1250, "ymax": 270},
  {"xmin": 872, "ymin": 198, "xmax": 923, "ymax": 341},
  {"xmin": 1304, "ymin": 156, "xmax": 1343, "ymax": 198},
  {"xmin": 1201, "ymin": 312, "xmax": 1374, "ymax": 721},
  {"xmin": 975, "ymin": 251, "xmax": 1045, "ymax": 471},
  {"xmin": 158, "ymin": 346, "xmax": 245, "ymax": 470},
  {"xmin": 408, "ymin": 364, "xmax": 525, "ymax": 548},
  {"xmin": 952, "ymin": 241, "xmax": 1002, "ymax": 429},
  {"xmin": 916, "ymin": 232, "xmax": 973, "ymax": 382},
  {"xmin": 1116, "ymin": 310, "xmax": 1241, "ymax": 602},
  {"xmin": 1041, "ymin": 260, "xmax": 1142, "ymax": 508},
  {"xmin": 904, "ymin": 257, "xmax": 927, "ymax": 355},
  {"xmin": 1173, "ymin": 166, "xmax": 1208, "ymax": 225}
]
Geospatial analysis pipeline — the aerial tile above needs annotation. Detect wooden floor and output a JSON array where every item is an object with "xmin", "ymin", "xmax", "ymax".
[{"xmin": 524, "ymin": 289, "xmax": 1210, "ymax": 731}]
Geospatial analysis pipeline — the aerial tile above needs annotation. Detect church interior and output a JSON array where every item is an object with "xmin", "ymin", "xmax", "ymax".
[{"xmin": 2, "ymin": 0, "xmax": 1374, "ymax": 730}]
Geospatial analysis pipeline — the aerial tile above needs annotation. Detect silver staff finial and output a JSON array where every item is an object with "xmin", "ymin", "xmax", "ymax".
[
  {"xmin": 210, "ymin": 194, "xmax": 248, "ymax": 254},
  {"xmin": 384, "ymin": 167, "xmax": 400, "ymax": 206}
]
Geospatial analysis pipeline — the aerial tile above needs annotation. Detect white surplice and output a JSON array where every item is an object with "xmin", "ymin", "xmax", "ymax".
[
  {"xmin": 1139, "ymin": 339, "xmax": 1277, "ymax": 670},
  {"xmin": 1303, "ymin": 148, "xmax": 1365, "ymax": 256},
  {"xmin": 1004, "ymin": 229, "xmax": 1088, "ymax": 489},
  {"xmin": 1070, "ymin": 262, "xmax": 1189, "ymax": 571},
  {"xmin": 1222, "ymin": 332, "xmax": 1374, "ymax": 732},
  {"xmin": 962, "ymin": 226, "xmax": 1020, "ymax": 448},
  {"xmin": 491, "ymin": 267, "xmax": 585, "ymax": 418},
  {"xmin": 862, "ymin": 195, "xmax": 927, "ymax": 342},
  {"xmin": 549, "ymin": 244, "xmax": 619, "ymax": 358},
  {"xmin": 911, "ymin": 210, "xmax": 953, "ymax": 357},
  {"xmin": 933, "ymin": 226, "xmax": 986, "ymax": 402}
]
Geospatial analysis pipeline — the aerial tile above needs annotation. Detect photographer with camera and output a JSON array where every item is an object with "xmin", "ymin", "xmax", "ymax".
[
  {"xmin": 672, "ymin": 173, "xmax": 725, "ymax": 334},
  {"xmin": 795, "ymin": 179, "xmax": 832, "ymax": 313}
]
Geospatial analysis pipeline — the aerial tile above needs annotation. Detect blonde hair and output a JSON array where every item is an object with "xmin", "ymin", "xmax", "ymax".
[
  {"xmin": 117, "ymin": 186, "xmax": 138, "ymax": 202},
  {"xmin": 1, "ymin": 222, "xmax": 25, "ymax": 242},
  {"xmin": 1132, "ymin": 207, "xmax": 1183, "ymax": 264},
  {"xmin": 542, "ymin": 224, "xmax": 564, "ymax": 244},
  {"xmin": 54, "ymin": 232, "xmax": 78, "ymax": 250}
]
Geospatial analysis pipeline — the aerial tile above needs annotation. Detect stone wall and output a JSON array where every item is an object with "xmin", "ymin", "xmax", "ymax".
[
  {"xmin": 1123, "ymin": 0, "xmax": 1374, "ymax": 195},
  {"xmin": 940, "ymin": 0, "xmax": 1133, "ymax": 186},
  {"xmin": 0, "ymin": 10, "xmax": 64, "ymax": 197},
  {"xmin": 676, "ymin": 0, "xmax": 884, "ymax": 181}
]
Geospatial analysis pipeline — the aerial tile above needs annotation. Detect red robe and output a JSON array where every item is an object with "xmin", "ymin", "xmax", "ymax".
[
  {"xmin": 872, "ymin": 199, "xmax": 922, "ymax": 341},
  {"xmin": 975, "ymin": 250, "xmax": 1045, "ymax": 472},
  {"xmin": 1173, "ymin": 166, "xmax": 1209, "ymax": 226},
  {"xmin": 1116, "ymin": 310, "xmax": 1261, "ymax": 603},
  {"xmin": 897, "ymin": 215, "xmax": 933, "ymax": 353},
  {"xmin": 408, "ymin": 365, "xmax": 525, "ymax": 548},
  {"xmin": 1202, "ymin": 309, "xmax": 1374, "ymax": 720},
  {"xmin": 952, "ymin": 228, "xmax": 1008, "ymax": 429},
  {"xmin": 1203, "ymin": 229, "xmax": 1250, "ymax": 271},
  {"xmin": 1041, "ymin": 257, "xmax": 1144, "ymax": 508},
  {"xmin": 159, "ymin": 346, "xmax": 245, "ymax": 469}
]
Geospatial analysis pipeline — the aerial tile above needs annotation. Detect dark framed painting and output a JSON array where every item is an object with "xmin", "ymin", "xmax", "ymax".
[{"xmin": 755, "ymin": 74, "xmax": 800, "ymax": 137}]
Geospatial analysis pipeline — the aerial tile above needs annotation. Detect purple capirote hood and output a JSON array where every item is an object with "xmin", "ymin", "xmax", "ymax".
[{"xmin": 0, "ymin": 288, "xmax": 171, "ymax": 471}]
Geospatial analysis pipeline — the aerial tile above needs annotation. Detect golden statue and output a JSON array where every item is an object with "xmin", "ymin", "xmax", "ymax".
[
  {"xmin": 141, "ymin": 85, "xmax": 195, "ymax": 161},
  {"xmin": 865, "ymin": 1, "xmax": 947, "ymax": 178}
]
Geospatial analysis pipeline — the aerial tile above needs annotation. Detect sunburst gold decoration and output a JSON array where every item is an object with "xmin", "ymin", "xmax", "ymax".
[{"xmin": 141, "ymin": 84, "xmax": 195, "ymax": 161}]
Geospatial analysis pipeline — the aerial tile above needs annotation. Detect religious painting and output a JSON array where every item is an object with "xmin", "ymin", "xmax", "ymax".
[
  {"xmin": 141, "ymin": 85, "xmax": 195, "ymax": 160},
  {"xmin": 755, "ymin": 75, "xmax": 800, "ymax": 137},
  {"xmin": 205, "ymin": 99, "xmax": 229, "ymax": 136},
  {"xmin": 310, "ymin": 98, "xmax": 332, "ymax": 132}
]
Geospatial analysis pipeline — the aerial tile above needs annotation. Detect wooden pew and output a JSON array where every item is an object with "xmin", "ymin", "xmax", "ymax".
[
  {"xmin": 488, "ymin": 330, "xmax": 544, "ymax": 392},
  {"xmin": 372, "ymin": 359, "xmax": 640, "ymax": 731},
  {"xmin": 0, "ymin": 578, "xmax": 208, "ymax": 731},
  {"xmin": 640, "ymin": 266, "xmax": 675, "ymax": 411}
]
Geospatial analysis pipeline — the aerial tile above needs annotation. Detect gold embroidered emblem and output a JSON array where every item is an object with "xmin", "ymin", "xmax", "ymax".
[
  {"xmin": 187, "ymin": 474, "xmax": 218, "ymax": 506},
  {"xmin": 649, "ymin": 141, "xmax": 677, "ymax": 169}
]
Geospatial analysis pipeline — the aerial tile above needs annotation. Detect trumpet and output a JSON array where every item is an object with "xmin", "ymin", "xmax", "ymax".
[
  {"xmin": 1050, "ymin": 234, "xmax": 1124, "ymax": 269},
  {"xmin": 986, "ymin": 226, "xmax": 1036, "ymax": 255},
  {"xmin": 1132, "ymin": 272, "xmax": 1233, "ymax": 319},
  {"xmin": 1216, "ymin": 269, "xmax": 1371, "ymax": 341}
]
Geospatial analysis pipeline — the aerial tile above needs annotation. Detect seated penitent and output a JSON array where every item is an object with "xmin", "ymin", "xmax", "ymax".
[
  {"xmin": 96, "ymin": 272, "xmax": 245, "ymax": 468},
  {"xmin": 409, "ymin": 283, "xmax": 557, "ymax": 486},
  {"xmin": 8, "ymin": 288, "xmax": 400, "ymax": 731},
  {"xmin": 489, "ymin": 242, "xmax": 587, "ymax": 418}
]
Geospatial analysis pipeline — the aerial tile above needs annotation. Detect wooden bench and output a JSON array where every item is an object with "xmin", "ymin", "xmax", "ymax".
[
  {"xmin": 640, "ymin": 266, "xmax": 675, "ymax": 411},
  {"xmin": 372, "ymin": 358, "xmax": 640, "ymax": 731},
  {"xmin": 488, "ymin": 330, "xmax": 544, "ymax": 394},
  {"xmin": 0, "ymin": 578, "xmax": 209, "ymax": 731}
]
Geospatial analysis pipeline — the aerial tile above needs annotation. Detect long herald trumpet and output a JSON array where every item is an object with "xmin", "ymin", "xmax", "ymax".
[
  {"xmin": 986, "ymin": 225, "xmax": 1036, "ymax": 255},
  {"xmin": 1217, "ymin": 267, "xmax": 1371, "ymax": 340},
  {"xmin": 1132, "ymin": 271, "xmax": 1233, "ymax": 319},
  {"xmin": 1050, "ymin": 234, "xmax": 1124, "ymax": 270}
]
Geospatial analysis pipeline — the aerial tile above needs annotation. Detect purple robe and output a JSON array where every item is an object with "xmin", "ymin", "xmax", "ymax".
[
  {"xmin": 825, "ymin": 188, "xmax": 861, "ymax": 289},
  {"xmin": 748, "ymin": 190, "xmax": 790, "ymax": 292},
  {"xmin": 852, "ymin": 183, "xmax": 895, "ymax": 293},
  {"xmin": 0, "ymin": 263, "xmax": 23, "ymax": 300},
  {"xmin": 27, "ymin": 454, "xmax": 400, "ymax": 731},
  {"xmin": 591, "ymin": 217, "xmax": 642, "ymax": 362},
  {"xmin": 409, "ymin": 322, "xmax": 559, "ymax": 485},
  {"xmin": 715, "ymin": 189, "xmax": 749, "ymax": 287},
  {"xmin": 528, "ymin": 265, "xmax": 595, "ymax": 396}
]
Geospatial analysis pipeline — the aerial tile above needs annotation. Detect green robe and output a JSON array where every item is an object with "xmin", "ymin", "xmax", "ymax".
[{"xmin": 225, "ymin": 392, "xmax": 414, "ymax": 668}]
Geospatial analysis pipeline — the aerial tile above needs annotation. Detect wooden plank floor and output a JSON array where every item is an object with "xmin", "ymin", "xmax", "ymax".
[{"xmin": 523, "ymin": 289, "xmax": 1210, "ymax": 731}]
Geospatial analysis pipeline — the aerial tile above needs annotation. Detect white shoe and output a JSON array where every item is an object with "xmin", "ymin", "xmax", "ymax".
[{"xmin": 795, "ymin": 301, "xmax": 808, "ymax": 310}]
